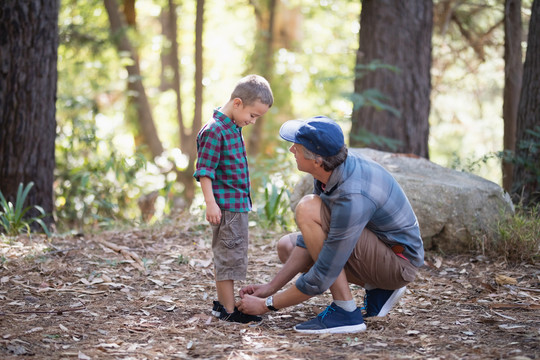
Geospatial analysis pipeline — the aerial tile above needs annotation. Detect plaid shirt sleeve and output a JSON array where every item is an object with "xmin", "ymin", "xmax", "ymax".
[{"xmin": 194, "ymin": 124, "xmax": 221, "ymax": 181}]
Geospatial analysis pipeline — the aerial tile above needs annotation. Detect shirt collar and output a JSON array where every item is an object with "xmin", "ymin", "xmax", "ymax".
[
  {"xmin": 319, "ymin": 159, "xmax": 346, "ymax": 194},
  {"xmin": 214, "ymin": 108, "xmax": 239, "ymax": 131}
]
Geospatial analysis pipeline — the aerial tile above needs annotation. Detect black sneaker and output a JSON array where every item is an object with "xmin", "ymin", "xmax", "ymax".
[
  {"xmin": 293, "ymin": 303, "xmax": 366, "ymax": 334},
  {"xmin": 363, "ymin": 286, "xmax": 406, "ymax": 317},
  {"xmin": 213, "ymin": 301, "xmax": 262, "ymax": 324},
  {"xmin": 212, "ymin": 300, "xmax": 224, "ymax": 317}
]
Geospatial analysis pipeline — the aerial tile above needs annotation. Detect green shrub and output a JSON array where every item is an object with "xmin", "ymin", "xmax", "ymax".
[
  {"xmin": 492, "ymin": 205, "xmax": 540, "ymax": 263},
  {"xmin": 0, "ymin": 182, "xmax": 51, "ymax": 237}
]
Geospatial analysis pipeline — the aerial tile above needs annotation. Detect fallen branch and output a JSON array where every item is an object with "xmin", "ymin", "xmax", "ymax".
[
  {"xmin": 10, "ymin": 280, "xmax": 106, "ymax": 295},
  {"xmin": 0, "ymin": 300, "xmax": 86, "ymax": 316},
  {"xmin": 95, "ymin": 238, "xmax": 147, "ymax": 273}
]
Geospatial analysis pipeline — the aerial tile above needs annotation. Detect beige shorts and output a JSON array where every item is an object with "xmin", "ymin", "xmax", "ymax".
[
  {"xmin": 290, "ymin": 202, "xmax": 418, "ymax": 290},
  {"xmin": 211, "ymin": 211, "xmax": 249, "ymax": 281}
]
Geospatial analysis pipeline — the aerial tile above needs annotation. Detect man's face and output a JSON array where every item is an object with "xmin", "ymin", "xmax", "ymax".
[
  {"xmin": 232, "ymin": 99, "xmax": 270, "ymax": 127},
  {"xmin": 289, "ymin": 143, "xmax": 314, "ymax": 173}
]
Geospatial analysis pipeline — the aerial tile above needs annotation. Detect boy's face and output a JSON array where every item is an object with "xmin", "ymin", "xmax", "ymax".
[{"xmin": 232, "ymin": 99, "xmax": 270, "ymax": 127}]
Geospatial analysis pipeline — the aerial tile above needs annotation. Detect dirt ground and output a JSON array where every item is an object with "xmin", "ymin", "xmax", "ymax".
[{"xmin": 1, "ymin": 217, "xmax": 539, "ymax": 360}]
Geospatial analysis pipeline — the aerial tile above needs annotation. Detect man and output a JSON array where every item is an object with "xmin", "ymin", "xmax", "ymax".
[{"xmin": 238, "ymin": 116, "xmax": 424, "ymax": 334}]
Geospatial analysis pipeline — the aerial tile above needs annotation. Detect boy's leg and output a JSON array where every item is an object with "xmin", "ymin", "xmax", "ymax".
[
  {"xmin": 216, "ymin": 280, "xmax": 235, "ymax": 313},
  {"xmin": 211, "ymin": 211, "xmax": 248, "ymax": 313}
]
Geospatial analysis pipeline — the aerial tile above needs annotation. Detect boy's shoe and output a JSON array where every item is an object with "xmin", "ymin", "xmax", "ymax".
[
  {"xmin": 363, "ymin": 286, "xmax": 406, "ymax": 317},
  {"xmin": 212, "ymin": 300, "xmax": 224, "ymax": 317},
  {"xmin": 213, "ymin": 301, "xmax": 262, "ymax": 324},
  {"xmin": 293, "ymin": 303, "xmax": 366, "ymax": 334}
]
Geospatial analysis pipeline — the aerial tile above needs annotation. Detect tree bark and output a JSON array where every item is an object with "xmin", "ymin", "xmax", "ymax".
[
  {"xmin": 247, "ymin": 0, "xmax": 277, "ymax": 156},
  {"xmin": 104, "ymin": 0, "xmax": 164, "ymax": 159},
  {"xmin": 502, "ymin": 0, "xmax": 523, "ymax": 193},
  {"xmin": 513, "ymin": 0, "xmax": 540, "ymax": 205},
  {"xmin": 0, "ymin": 0, "xmax": 59, "ymax": 227},
  {"xmin": 351, "ymin": 0, "xmax": 432, "ymax": 158},
  {"xmin": 176, "ymin": 0, "xmax": 204, "ymax": 205}
]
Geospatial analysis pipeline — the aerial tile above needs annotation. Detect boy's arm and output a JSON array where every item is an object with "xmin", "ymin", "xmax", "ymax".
[{"xmin": 200, "ymin": 176, "xmax": 221, "ymax": 225}]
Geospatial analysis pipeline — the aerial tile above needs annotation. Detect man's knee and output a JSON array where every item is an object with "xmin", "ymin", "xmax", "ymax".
[
  {"xmin": 277, "ymin": 234, "xmax": 295, "ymax": 264},
  {"xmin": 295, "ymin": 195, "xmax": 322, "ymax": 225}
]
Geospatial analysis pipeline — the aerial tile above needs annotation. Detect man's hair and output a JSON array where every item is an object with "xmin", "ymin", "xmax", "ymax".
[
  {"xmin": 230, "ymin": 74, "xmax": 274, "ymax": 107},
  {"xmin": 303, "ymin": 145, "xmax": 348, "ymax": 171}
]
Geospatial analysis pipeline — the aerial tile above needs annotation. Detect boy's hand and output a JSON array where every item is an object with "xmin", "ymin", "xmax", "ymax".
[{"xmin": 206, "ymin": 202, "xmax": 221, "ymax": 225}]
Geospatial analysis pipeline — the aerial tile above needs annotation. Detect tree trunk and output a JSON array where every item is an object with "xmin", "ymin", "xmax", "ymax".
[
  {"xmin": 0, "ymin": 0, "xmax": 59, "ymax": 228},
  {"xmin": 176, "ymin": 0, "xmax": 204, "ymax": 205},
  {"xmin": 502, "ymin": 0, "xmax": 523, "ymax": 193},
  {"xmin": 104, "ymin": 0, "xmax": 164, "ymax": 159},
  {"xmin": 247, "ymin": 0, "xmax": 277, "ymax": 156},
  {"xmin": 351, "ymin": 0, "xmax": 432, "ymax": 158},
  {"xmin": 512, "ymin": 0, "xmax": 540, "ymax": 206},
  {"xmin": 159, "ymin": 6, "xmax": 175, "ymax": 91}
]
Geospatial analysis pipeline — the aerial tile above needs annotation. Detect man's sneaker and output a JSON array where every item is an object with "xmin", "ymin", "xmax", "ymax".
[
  {"xmin": 293, "ymin": 303, "xmax": 366, "ymax": 334},
  {"xmin": 212, "ymin": 300, "xmax": 224, "ymax": 317},
  {"xmin": 363, "ymin": 286, "xmax": 406, "ymax": 317},
  {"xmin": 213, "ymin": 301, "xmax": 262, "ymax": 324}
]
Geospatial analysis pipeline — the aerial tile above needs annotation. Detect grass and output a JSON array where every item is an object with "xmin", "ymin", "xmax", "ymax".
[{"xmin": 491, "ymin": 205, "xmax": 540, "ymax": 263}]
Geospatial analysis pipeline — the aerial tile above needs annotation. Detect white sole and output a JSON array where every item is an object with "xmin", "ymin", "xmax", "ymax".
[
  {"xmin": 377, "ymin": 286, "xmax": 406, "ymax": 317},
  {"xmin": 293, "ymin": 323, "xmax": 367, "ymax": 334}
]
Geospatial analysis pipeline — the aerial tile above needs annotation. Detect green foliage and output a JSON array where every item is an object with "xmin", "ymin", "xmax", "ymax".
[
  {"xmin": 491, "ymin": 205, "xmax": 540, "ymax": 263},
  {"xmin": 349, "ymin": 127, "xmax": 402, "ymax": 152},
  {"xmin": 177, "ymin": 254, "xmax": 189, "ymax": 265},
  {"xmin": 0, "ymin": 183, "xmax": 51, "ymax": 237},
  {"xmin": 257, "ymin": 180, "xmax": 292, "ymax": 229},
  {"xmin": 55, "ymin": 136, "xmax": 149, "ymax": 230}
]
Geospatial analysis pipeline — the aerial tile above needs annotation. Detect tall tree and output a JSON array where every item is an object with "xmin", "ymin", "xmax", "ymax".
[
  {"xmin": 350, "ymin": 0, "xmax": 432, "ymax": 158},
  {"xmin": 174, "ymin": 0, "xmax": 204, "ymax": 204},
  {"xmin": 246, "ymin": 0, "xmax": 296, "ymax": 156},
  {"xmin": 246, "ymin": 0, "xmax": 277, "ymax": 156},
  {"xmin": 104, "ymin": 0, "xmax": 164, "ymax": 159},
  {"xmin": 513, "ymin": 0, "xmax": 540, "ymax": 205},
  {"xmin": 502, "ymin": 0, "xmax": 523, "ymax": 193},
  {"xmin": 0, "ymin": 0, "xmax": 59, "ymax": 227}
]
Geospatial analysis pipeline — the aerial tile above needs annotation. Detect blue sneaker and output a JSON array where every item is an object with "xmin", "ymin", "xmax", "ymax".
[
  {"xmin": 293, "ymin": 303, "xmax": 366, "ymax": 334},
  {"xmin": 363, "ymin": 286, "xmax": 406, "ymax": 317}
]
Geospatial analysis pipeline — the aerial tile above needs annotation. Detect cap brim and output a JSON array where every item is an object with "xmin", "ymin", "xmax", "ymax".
[{"xmin": 279, "ymin": 120, "xmax": 305, "ymax": 143}]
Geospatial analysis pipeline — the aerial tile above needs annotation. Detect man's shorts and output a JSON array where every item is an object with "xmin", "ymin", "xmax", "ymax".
[
  {"xmin": 211, "ymin": 210, "xmax": 249, "ymax": 281},
  {"xmin": 290, "ymin": 201, "xmax": 418, "ymax": 290}
]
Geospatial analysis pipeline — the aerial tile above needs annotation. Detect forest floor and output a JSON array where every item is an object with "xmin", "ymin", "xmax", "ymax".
[{"xmin": 0, "ymin": 216, "xmax": 539, "ymax": 360}]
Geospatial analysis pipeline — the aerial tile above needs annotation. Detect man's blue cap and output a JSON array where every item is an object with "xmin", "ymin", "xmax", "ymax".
[{"xmin": 279, "ymin": 116, "xmax": 344, "ymax": 157}]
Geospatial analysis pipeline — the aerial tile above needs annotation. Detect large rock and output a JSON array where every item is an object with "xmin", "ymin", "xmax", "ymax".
[{"xmin": 290, "ymin": 148, "xmax": 514, "ymax": 253}]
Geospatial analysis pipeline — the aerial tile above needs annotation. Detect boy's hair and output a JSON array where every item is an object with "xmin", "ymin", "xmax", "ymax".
[{"xmin": 230, "ymin": 74, "xmax": 274, "ymax": 107}]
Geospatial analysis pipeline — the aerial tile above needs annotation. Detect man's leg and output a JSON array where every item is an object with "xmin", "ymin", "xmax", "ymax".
[
  {"xmin": 343, "ymin": 228, "xmax": 418, "ymax": 317},
  {"xmin": 295, "ymin": 195, "xmax": 353, "ymax": 301},
  {"xmin": 277, "ymin": 233, "xmax": 297, "ymax": 264}
]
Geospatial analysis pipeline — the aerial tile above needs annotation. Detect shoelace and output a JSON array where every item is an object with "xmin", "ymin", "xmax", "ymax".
[
  {"xmin": 318, "ymin": 305, "xmax": 336, "ymax": 320},
  {"xmin": 361, "ymin": 293, "xmax": 368, "ymax": 312}
]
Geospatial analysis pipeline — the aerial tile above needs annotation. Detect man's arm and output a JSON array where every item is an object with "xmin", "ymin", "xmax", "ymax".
[
  {"xmin": 200, "ymin": 176, "xmax": 221, "ymax": 224},
  {"xmin": 238, "ymin": 245, "xmax": 314, "ymax": 315}
]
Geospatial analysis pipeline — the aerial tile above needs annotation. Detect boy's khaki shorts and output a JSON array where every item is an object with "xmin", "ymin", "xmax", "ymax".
[
  {"xmin": 290, "ymin": 201, "xmax": 418, "ymax": 290},
  {"xmin": 211, "ymin": 210, "xmax": 249, "ymax": 281}
]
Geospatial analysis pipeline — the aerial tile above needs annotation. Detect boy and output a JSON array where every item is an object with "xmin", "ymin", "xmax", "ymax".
[{"xmin": 193, "ymin": 75, "xmax": 273, "ymax": 323}]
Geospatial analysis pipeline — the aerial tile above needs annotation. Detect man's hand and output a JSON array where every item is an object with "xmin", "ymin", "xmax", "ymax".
[
  {"xmin": 239, "ymin": 284, "xmax": 273, "ymax": 298},
  {"xmin": 237, "ymin": 294, "xmax": 268, "ymax": 315}
]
